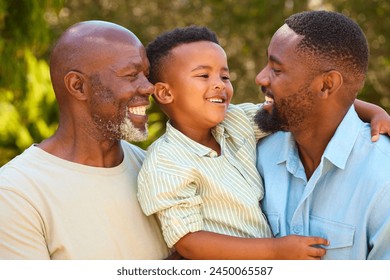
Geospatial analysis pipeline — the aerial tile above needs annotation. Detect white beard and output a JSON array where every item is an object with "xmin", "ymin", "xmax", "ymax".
[{"xmin": 120, "ymin": 117, "xmax": 148, "ymax": 142}]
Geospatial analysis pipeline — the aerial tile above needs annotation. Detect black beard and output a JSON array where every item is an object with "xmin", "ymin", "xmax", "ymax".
[{"xmin": 254, "ymin": 106, "xmax": 287, "ymax": 133}]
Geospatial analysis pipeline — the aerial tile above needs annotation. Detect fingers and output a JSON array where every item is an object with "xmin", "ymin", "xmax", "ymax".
[
  {"xmin": 370, "ymin": 121, "xmax": 380, "ymax": 142},
  {"xmin": 370, "ymin": 117, "xmax": 390, "ymax": 142},
  {"xmin": 308, "ymin": 236, "xmax": 329, "ymax": 246},
  {"xmin": 306, "ymin": 236, "xmax": 328, "ymax": 259},
  {"xmin": 309, "ymin": 246, "xmax": 327, "ymax": 258},
  {"xmin": 371, "ymin": 129, "xmax": 380, "ymax": 142}
]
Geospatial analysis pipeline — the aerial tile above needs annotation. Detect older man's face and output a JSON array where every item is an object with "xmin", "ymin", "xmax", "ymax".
[{"xmin": 87, "ymin": 42, "xmax": 154, "ymax": 143}]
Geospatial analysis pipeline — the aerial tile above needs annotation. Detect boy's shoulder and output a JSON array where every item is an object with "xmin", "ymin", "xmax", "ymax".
[
  {"xmin": 225, "ymin": 103, "xmax": 261, "ymax": 122},
  {"xmin": 226, "ymin": 102, "xmax": 259, "ymax": 113},
  {"xmin": 144, "ymin": 133, "xmax": 185, "ymax": 161}
]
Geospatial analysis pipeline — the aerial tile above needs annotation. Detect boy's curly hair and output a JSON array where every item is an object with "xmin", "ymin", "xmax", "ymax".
[{"xmin": 146, "ymin": 25, "xmax": 219, "ymax": 84}]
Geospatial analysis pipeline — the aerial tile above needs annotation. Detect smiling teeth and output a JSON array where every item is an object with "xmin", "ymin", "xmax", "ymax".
[
  {"xmin": 129, "ymin": 106, "xmax": 147, "ymax": 116},
  {"xmin": 264, "ymin": 96, "xmax": 274, "ymax": 105},
  {"xmin": 208, "ymin": 98, "xmax": 223, "ymax": 103}
]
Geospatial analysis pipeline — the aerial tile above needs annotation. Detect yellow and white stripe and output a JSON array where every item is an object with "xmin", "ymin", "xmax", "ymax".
[{"xmin": 137, "ymin": 103, "xmax": 272, "ymax": 248}]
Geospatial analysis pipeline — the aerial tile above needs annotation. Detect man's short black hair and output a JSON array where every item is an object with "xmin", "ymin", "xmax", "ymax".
[
  {"xmin": 146, "ymin": 25, "xmax": 219, "ymax": 84},
  {"xmin": 285, "ymin": 10, "xmax": 368, "ymax": 82}
]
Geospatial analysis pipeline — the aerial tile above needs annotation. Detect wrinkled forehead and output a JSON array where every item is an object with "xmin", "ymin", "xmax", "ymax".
[
  {"xmin": 89, "ymin": 43, "xmax": 147, "ymax": 73},
  {"xmin": 75, "ymin": 36, "xmax": 146, "ymax": 73}
]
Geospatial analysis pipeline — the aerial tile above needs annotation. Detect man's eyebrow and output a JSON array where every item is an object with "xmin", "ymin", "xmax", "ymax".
[
  {"xmin": 266, "ymin": 50, "xmax": 283, "ymax": 65},
  {"xmin": 111, "ymin": 62, "xmax": 142, "ymax": 73},
  {"xmin": 269, "ymin": 55, "xmax": 283, "ymax": 65}
]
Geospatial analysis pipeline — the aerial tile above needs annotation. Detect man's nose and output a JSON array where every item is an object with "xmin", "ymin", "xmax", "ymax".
[
  {"xmin": 138, "ymin": 75, "xmax": 154, "ymax": 96},
  {"xmin": 255, "ymin": 67, "xmax": 270, "ymax": 88}
]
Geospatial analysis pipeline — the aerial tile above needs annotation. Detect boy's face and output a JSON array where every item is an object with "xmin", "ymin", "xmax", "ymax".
[{"xmin": 163, "ymin": 41, "xmax": 233, "ymax": 132}]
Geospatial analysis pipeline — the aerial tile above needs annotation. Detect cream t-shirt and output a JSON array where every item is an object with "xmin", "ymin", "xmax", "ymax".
[{"xmin": 0, "ymin": 141, "xmax": 169, "ymax": 260}]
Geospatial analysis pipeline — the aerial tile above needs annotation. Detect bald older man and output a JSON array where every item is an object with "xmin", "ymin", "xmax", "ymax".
[{"xmin": 0, "ymin": 21, "xmax": 170, "ymax": 259}]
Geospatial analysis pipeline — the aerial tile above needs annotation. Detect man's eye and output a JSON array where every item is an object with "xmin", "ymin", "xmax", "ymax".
[
  {"xmin": 126, "ymin": 72, "xmax": 138, "ymax": 78},
  {"xmin": 272, "ymin": 68, "xmax": 281, "ymax": 74}
]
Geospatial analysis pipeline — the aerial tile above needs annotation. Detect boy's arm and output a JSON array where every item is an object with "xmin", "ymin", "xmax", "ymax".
[
  {"xmin": 174, "ymin": 231, "xmax": 328, "ymax": 260},
  {"xmin": 354, "ymin": 99, "xmax": 390, "ymax": 142}
]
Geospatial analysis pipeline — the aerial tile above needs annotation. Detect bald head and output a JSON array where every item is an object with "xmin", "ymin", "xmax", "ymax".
[{"xmin": 50, "ymin": 20, "xmax": 142, "ymax": 100}]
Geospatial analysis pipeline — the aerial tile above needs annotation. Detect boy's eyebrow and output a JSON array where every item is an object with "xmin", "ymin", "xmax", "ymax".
[{"xmin": 191, "ymin": 65, "xmax": 229, "ymax": 72}]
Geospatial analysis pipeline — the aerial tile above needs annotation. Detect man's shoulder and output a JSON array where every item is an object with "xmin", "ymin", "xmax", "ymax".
[
  {"xmin": 0, "ymin": 146, "xmax": 36, "ymax": 178},
  {"xmin": 257, "ymin": 131, "xmax": 287, "ymax": 146},
  {"xmin": 357, "ymin": 125, "xmax": 390, "ymax": 157},
  {"xmin": 371, "ymin": 133, "xmax": 390, "ymax": 157}
]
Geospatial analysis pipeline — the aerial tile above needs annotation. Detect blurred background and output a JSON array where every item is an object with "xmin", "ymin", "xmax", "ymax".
[{"xmin": 1, "ymin": 0, "xmax": 389, "ymax": 166}]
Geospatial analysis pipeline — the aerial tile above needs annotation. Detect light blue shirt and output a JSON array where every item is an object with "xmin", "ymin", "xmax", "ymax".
[{"xmin": 256, "ymin": 106, "xmax": 390, "ymax": 259}]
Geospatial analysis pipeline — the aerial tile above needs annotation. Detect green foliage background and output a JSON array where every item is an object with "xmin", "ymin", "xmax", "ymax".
[{"xmin": 1, "ymin": 0, "xmax": 389, "ymax": 166}]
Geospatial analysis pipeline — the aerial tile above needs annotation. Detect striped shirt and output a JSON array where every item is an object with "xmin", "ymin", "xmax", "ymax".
[{"xmin": 137, "ymin": 103, "xmax": 272, "ymax": 248}]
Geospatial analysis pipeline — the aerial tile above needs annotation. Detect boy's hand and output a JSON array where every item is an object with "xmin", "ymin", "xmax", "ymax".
[
  {"xmin": 370, "ymin": 112, "xmax": 390, "ymax": 142},
  {"xmin": 276, "ymin": 235, "xmax": 329, "ymax": 260}
]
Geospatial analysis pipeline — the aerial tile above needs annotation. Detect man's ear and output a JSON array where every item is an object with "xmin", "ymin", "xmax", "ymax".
[
  {"xmin": 319, "ymin": 70, "xmax": 343, "ymax": 98},
  {"xmin": 64, "ymin": 71, "xmax": 87, "ymax": 101},
  {"xmin": 153, "ymin": 82, "xmax": 174, "ymax": 104}
]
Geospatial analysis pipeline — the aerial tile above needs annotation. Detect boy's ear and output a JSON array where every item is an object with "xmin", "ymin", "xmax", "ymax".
[
  {"xmin": 154, "ymin": 82, "xmax": 174, "ymax": 104},
  {"xmin": 64, "ymin": 71, "xmax": 87, "ymax": 101}
]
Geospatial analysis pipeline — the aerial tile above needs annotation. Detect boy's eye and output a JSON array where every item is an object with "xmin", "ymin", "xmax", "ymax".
[
  {"xmin": 198, "ymin": 74, "xmax": 209, "ymax": 78},
  {"xmin": 222, "ymin": 75, "xmax": 230, "ymax": 80}
]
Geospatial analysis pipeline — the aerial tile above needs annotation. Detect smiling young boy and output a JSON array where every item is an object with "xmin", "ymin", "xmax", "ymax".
[{"xmin": 137, "ymin": 26, "xmax": 390, "ymax": 259}]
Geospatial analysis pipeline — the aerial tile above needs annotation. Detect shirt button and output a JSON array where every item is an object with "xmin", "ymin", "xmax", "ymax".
[
  {"xmin": 293, "ymin": 225, "xmax": 302, "ymax": 234},
  {"xmin": 209, "ymin": 151, "xmax": 218, "ymax": 158}
]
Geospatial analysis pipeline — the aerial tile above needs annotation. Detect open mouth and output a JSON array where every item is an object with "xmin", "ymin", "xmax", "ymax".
[
  {"xmin": 264, "ymin": 96, "xmax": 274, "ymax": 105},
  {"xmin": 128, "ymin": 105, "xmax": 147, "ymax": 116},
  {"xmin": 207, "ymin": 97, "xmax": 225, "ymax": 104}
]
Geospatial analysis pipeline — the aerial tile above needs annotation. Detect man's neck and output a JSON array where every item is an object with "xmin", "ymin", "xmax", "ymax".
[
  {"xmin": 38, "ymin": 130, "xmax": 124, "ymax": 168},
  {"xmin": 292, "ymin": 125, "xmax": 336, "ymax": 180}
]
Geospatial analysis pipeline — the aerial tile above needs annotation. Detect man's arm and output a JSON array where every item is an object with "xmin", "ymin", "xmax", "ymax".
[{"xmin": 367, "ymin": 184, "xmax": 390, "ymax": 260}]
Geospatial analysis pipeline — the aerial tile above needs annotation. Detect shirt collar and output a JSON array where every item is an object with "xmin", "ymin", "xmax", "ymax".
[
  {"xmin": 322, "ymin": 105, "xmax": 362, "ymax": 169},
  {"xmin": 277, "ymin": 105, "xmax": 363, "ymax": 170},
  {"xmin": 165, "ymin": 121, "xmax": 227, "ymax": 157}
]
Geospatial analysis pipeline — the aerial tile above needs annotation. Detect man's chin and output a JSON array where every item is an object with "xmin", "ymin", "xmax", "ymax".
[
  {"xmin": 120, "ymin": 121, "xmax": 148, "ymax": 142},
  {"xmin": 122, "ymin": 133, "xmax": 148, "ymax": 143}
]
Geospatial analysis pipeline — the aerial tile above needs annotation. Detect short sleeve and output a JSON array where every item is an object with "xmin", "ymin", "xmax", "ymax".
[
  {"xmin": 138, "ymin": 168, "xmax": 203, "ymax": 248},
  {"xmin": 0, "ymin": 188, "xmax": 50, "ymax": 259}
]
